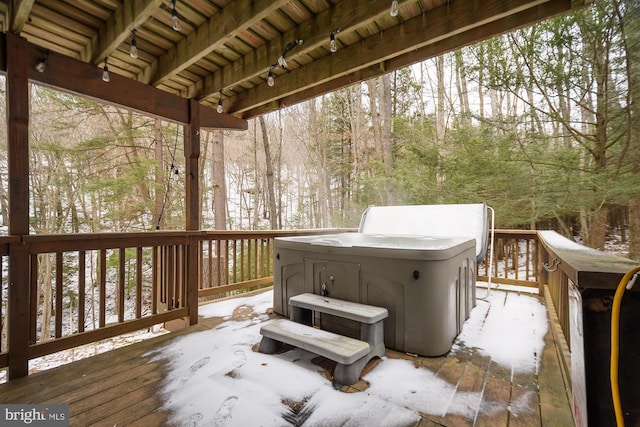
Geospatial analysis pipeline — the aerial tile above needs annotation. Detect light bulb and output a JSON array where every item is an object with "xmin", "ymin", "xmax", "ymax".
[
  {"xmin": 102, "ymin": 58, "xmax": 110, "ymax": 82},
  {"xmin": 130, "ymin": 29, "xmax": 138, "ymax": 58},
  {"xmin": 172, "ymin": 9, "xmax": 182, "ymax": 31},
  {"xmin": 277, "ymin": 55, "xmax": 287, "ymax": 69},
  {"xmin": 267, "ymin": 71, "xmax": 275, "ymax": 87},
  {"xmin": 217, "ymin": 101, "xmax": 223, "ymax": 114},
  {"xmin": 130, "ymin": 42, "xmax": 138, "ymax": 59},
  {"xmin": 330, "ymin": 33, "xmax": 337, "ymax": 53},
  {"xmin": 390, "ymin": 0, "xmax": 399, "ymax": 17},
  {"xmin": 36, "ymin": 52, "xmax": 49, "ymax": 73}
]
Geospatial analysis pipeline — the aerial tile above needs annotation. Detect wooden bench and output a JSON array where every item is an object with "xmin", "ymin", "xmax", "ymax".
[{"xmin": 259, "ymin": 293, "xmax": 387, "ymax": 387}]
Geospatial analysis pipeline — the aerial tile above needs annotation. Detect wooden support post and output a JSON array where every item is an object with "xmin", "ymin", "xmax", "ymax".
[
  {"xmin": 6, "ymin": 33, "xmax": 31, "ymax": 379},
  {"xmin": 185, "ymin": 99, "xmax": 200, "ymax": 325},
  {"xmin": 185, "ymin": 99, "xmax": 200, "ymax": 232}
]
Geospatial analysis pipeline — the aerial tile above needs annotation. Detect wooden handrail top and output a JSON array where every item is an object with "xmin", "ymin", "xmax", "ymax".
[{"xmin": 538, "ymin": 230, "xmax": 639, "ymax": 290}]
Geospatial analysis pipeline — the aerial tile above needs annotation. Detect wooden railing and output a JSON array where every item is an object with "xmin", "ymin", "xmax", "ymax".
[
  {"xmin": 16, "ymin": 233, "xmax": 197, "ymax": 372},
  {"xmin": 196, "ymin": 229, "xmax": 353, "ymax": 301},
  {"xmin": 535, "ymin": 229, "xmax": 639, "ymax": 408},
  {"xmin": 478, "ymin": 229, "xmax": 539, "ymax": 289},
  {"xmin": 0, "ymin": 229, "xmax": 346, "ymax": 378},
  {"xmin": 2, "ymin": 227, "xmax": 633, "ymax": 380},
  {"xmin": 536, "ymin": 231, "xmax": 638, "ymax": 349}
]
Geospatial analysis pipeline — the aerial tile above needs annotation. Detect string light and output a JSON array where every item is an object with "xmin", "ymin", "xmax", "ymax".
[
  {"xmin": 390, "ymin": 0, "xmax": 399, "ymax": 17},
  {"xmin": 329, "ymin": 32, "xmax": 338, "ymax": 53},
  {"xmin": 36, "ymin": 51, "xmax": 49, "ymax": 73},
  {"xmin": 171, "ymin": 0, "xmax": 182, "ymax": 31},
  {"xmin": 102, "ymin": 57, "xmax": 110, "ymax": 82},
  {"xmin": 266, "ymin": 39, "xmax": 304, "ymax": 87},
  {"xmin": 277, "ymin": 39, "xmax": 304, "ymax": 69},
  {"xmin": 267, "ymin": 66, "xmax": 275, "ymax": 87},
  {"xmin": 277, "ymin": 55, "xmax": 287, "ymax": 69},
  {"xmin": 217, "ymin": 91, "xmax": 223, "ymax": 113},
  {"xmin": 130, "ymin": 29, "xmax": 138, "ymax": 58}
]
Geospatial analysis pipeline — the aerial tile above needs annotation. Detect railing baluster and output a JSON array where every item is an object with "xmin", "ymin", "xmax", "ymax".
[
  {"xmin": 216, "ymin": 239, "xmax": 221, "ymax": 288},
  {"xmin": 118, "ymin": 248, "xmax": 126, "ymax": 323},
  {"xmin": 136, "ymin": 247, "xmax": 142, "ymax": 319},
  {"xmin": 233, "ymin": 240, "xmax": 237, "ymax": 283},
  {"xmin": 99, "ymin": 249, "xmax": 106, "ymax": 328},
  {"xmin": 29, "ymin": 254, "xmax": 38, "ymax": 344},
  {"xmin": 152, "ymin": 246, "xmax": 158, "ymax": 315},
  {"xmin": 78, "ymin": 250, "xmax": 85, "ymax": 333},
  {"xmin": 55, "ymin": 252, "xmax": 63, "ymax": 339},
  {"xmin": 240, "ymin": 240, "xmax": 245, "ymax": 282}
]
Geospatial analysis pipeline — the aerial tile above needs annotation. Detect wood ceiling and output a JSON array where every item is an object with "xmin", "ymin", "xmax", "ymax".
[{"xmin": 2, "ymin": 0, "xmax": 588, "ymax": 122}]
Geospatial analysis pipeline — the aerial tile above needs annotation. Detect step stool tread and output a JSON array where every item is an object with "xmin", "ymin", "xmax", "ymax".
[
  {"xmin": 289, "ymin": 293, "xmax": 388, "ymax": 323},
  {"xmin": 260, "ymin": 319, "xmax": 370, "ymax": 364}
]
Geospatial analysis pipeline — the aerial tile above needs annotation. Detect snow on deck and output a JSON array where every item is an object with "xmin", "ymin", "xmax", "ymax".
[{"xmin": 148, "ymin": 289, "xmax": 549, "ymax": 427}]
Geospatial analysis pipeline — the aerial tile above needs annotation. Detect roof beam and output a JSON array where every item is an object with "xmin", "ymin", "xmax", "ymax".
[
  {"xmin": 148, "ymin": 0, "xmax": 289, "ymax": 86},
  {"xmin": 10, "ymin": 37, "xmax": 246, "ymax": 129},
  {"xmin": 91, "ymin": 0, "xmax": 165, "ymax": 64},
  {"xmin": 228, "ymin": 0, "xmax": 566, "ymax": 118},
  {"xmin": 10, "ymin": 0, "xmax": 35, "ymax": 34}
]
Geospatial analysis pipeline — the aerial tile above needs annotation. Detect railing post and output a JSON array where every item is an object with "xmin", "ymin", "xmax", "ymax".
[
  {"xmin": 188, "ymin": 235, "xmax": 199, "ymax": 325},
  {"xmin": 8, "ymin": 241, "xmax": 30, "ymax": 379},
  {"xmin": 537, "ymin": 235, "xmax": 547, "ymax": 296}
]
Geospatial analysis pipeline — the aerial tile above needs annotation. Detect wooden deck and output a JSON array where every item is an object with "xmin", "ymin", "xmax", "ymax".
[{"xmin": 0, "ymin": 289, "xmax": 573, "ymax": 427}]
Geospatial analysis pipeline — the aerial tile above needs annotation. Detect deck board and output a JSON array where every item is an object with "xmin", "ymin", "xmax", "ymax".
[
  {"xmin": 0, "ymin": 291, "xmax": 573, "ymax": 427},
  {"xmin": 473, "ymin": 361, "xmax": 511, "ymax": 427}
]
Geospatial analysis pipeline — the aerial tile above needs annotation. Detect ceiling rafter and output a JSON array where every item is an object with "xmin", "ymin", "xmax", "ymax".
[
  {"xmin": 194, "ymin": 0, "xmax": 391, "ymax": 101},
  {"xmin": 10, "ymin": 0, "xmax": 35, "ymax": 34},
  {"xmin": 91, "ymin": 0, "xmax": 165, "ymax": 65},
  {"xmin": 228, "ymin": 0, "xmax": 568, "ymax": 118},
  {"xmin": 148, "ymin": 0, "xmax": 290, "ymax": 86}
]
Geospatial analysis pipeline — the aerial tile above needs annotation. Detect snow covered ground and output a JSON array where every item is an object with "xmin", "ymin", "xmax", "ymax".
[{"xmin": 148, "ymin": 288, "xmax": 548, "ymax": 427}]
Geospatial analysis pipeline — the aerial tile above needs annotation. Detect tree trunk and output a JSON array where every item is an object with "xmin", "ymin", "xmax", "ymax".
[
  {"xmin": 259, "ymin": 116, "xmax": 278, "ymax": 229},
  {"xmin": 154, "ymin": 119, "xmax": 165, "ymax": 230},
  {"xmin": 211, "ymin": 130, "xmax": 227, "ymax": 230},
  {"xmin": 454, "ymin": 50, "xmax": 470, "ymax": 125},
  {"xmin": 381, "ymin": 74, "xmax": 396, "ymax": 205}
]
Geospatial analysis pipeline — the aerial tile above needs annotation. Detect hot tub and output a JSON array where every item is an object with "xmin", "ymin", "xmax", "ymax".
[
  {"xmin": 273, "ymin": 204, "xmax": 488, "ymax": 356},
  {"xmin": 273, "ymin": 233, "xmax": 477, "ymax": 356}
]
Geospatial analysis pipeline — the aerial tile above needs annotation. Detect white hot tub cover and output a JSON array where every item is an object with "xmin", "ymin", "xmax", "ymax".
[{"xmin": 358, "ymin": 203, "xmax": 489, "ymax": 262}]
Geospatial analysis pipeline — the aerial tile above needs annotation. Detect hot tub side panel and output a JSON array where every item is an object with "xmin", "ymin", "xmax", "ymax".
[{"xmin": 359, "ymin": 250, "xmax": 476, "ymax": 356}]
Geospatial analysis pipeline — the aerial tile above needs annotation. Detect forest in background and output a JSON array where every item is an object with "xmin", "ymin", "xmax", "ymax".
[{"xmin": 0, "ymin": 0, "xmax": 637, "ymax": 259}]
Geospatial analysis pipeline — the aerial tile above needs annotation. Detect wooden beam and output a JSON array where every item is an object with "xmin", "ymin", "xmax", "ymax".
[
  {"xmin": 6, "ymin": 32, "xmax": 30, "ymax": 380},
  {"xmin": 91, "ymin": 0, "xmax": 166, "ymax": 64},
  {"xmin": 149, "ymin": 0, "xmax": 288, "ymax": 86},
  {"xmin": 199, "ymin": 108, "xmax": 248, "ymax": 130},
  {"xmin": 14, "ymin": 39, "xmax": 247, "ymax": 129},
  {"xmin": 232, "ymin": 0, "xmax": 576, "ymax": 118},
  {"xmin": 9, "ymin": 0, "xmax": 34, "ymax": 34}
]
